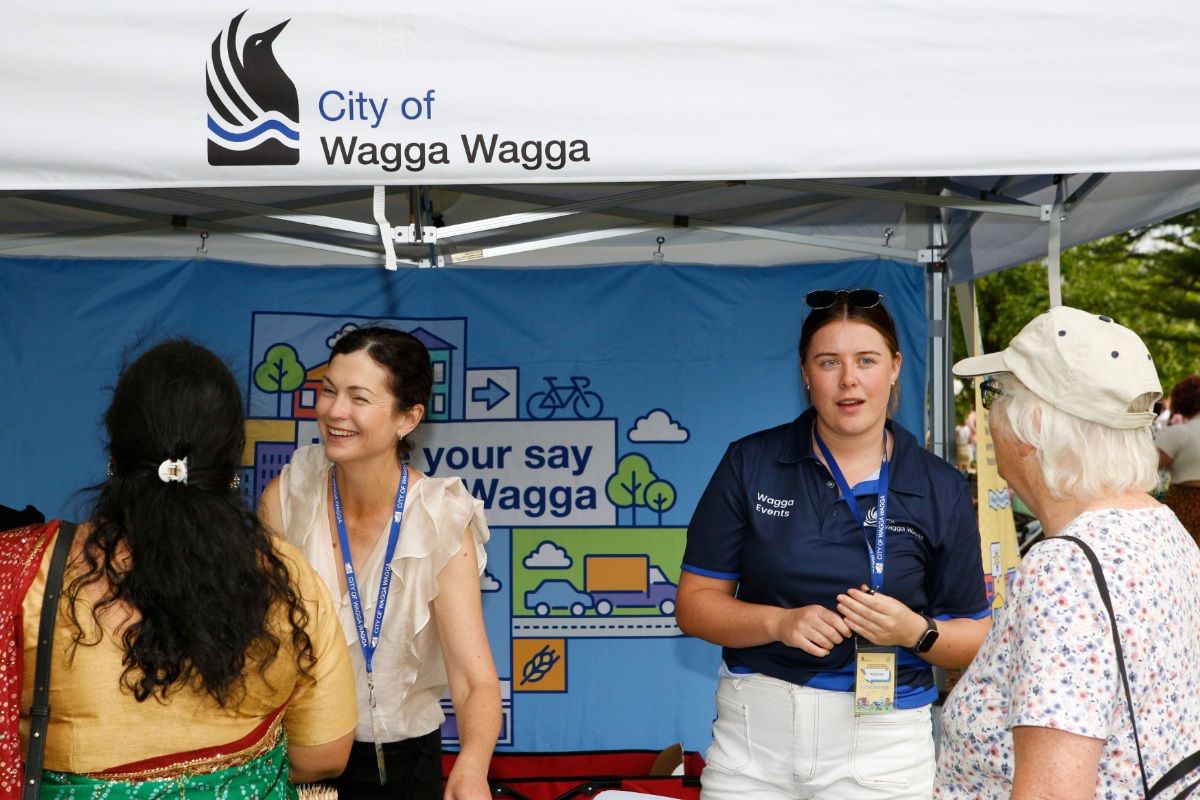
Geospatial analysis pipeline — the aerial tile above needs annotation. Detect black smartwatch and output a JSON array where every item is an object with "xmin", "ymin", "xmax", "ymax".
[{"xmin": 914, "ymin": 613, "xmax": 939, "ymax": 654}]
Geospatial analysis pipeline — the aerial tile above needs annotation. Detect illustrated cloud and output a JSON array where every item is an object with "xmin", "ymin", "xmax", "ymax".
[
  {"xmin": 480, "ymin": 570, "xmax": 502, "ymax": 592},
  {"xmin": 523, "ymin": 541, "xmax": 572, "ymax": 569},
  {"xmin": 628, "ymin": 409, "xmax": 690, "ymax": 443},
  {"xmin": 326, "ymin": 323, "xmax": 359, "ymax": 349}
]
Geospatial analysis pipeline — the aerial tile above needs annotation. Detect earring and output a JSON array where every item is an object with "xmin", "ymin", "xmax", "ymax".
[
  {"xmin": 106, "ymin": 458, "xmax": 114, "ymax": 478},
  {"xmin": 230, "ymin": 473, "xmax": 241, "ymax": 490}
]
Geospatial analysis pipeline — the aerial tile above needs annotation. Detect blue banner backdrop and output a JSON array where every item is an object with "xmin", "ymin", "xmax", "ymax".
[{"xmin": 0, "ymin": 256, "xmax": 927, "ymax": 752}]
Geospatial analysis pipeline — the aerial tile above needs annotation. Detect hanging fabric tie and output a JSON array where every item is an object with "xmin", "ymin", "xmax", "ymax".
[{"xmin": 373, "ymin": 186, "xmax": 398, "ymax": 271}]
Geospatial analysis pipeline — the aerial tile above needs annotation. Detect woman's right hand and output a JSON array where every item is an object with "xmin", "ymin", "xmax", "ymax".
[{"xmin": 774, "ymin": 605, "xmax": 853, "ymax": 657}]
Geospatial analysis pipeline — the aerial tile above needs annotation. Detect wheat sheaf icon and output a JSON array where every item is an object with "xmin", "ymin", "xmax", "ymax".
[
  {"xmin": 206, "ymin": 10, "xmax": 300, "ymax": 166},
  {"xmin": 520, "ymin": 645, "xmax": 561, "ymax": 686}
]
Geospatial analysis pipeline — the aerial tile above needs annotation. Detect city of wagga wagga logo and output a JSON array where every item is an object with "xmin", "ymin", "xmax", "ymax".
[
  {"xmin": 207, "ymin": 12, "xmax": 300, "ymax": 167},
  {"xmin": 317, "ymin": 89, "xmax": 590, "ymax": 173}
]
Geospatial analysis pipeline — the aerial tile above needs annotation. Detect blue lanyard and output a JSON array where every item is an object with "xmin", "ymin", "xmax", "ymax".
[
  {"xmin": 814, "ymin": 428, "xmax": 890, "ymax": 593},
  {"xmin": 332, "ymin": 463, "xmax": 409, "ymax": 674}
]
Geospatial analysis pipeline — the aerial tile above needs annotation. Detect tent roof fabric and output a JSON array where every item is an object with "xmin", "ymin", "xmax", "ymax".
[
  {"xmin": 4, "ymin": 173, "xmax": 1200, "ymax": 282},
  {"xmin": 5, "ymin": 1, "xmax": 1200, "ymax": 280}
]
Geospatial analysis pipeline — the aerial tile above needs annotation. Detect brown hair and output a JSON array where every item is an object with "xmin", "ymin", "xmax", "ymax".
[{"xmin": 1170, "ymin": 375, "xmax": 1200, "ymax": 419}]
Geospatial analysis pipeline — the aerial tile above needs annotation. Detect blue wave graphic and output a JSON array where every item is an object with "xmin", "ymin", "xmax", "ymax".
[{"xmin": 207, "ymin": 115, "xmax": 299, "ymax": 143}]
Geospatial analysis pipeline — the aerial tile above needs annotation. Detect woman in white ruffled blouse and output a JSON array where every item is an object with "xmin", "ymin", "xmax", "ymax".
[{"xmin": 260, "ymin": 327, "xmax": 500, "ymax": 800}]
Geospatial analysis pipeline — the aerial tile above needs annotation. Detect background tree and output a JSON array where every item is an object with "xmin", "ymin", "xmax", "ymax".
[
  {"xmin": 254, "ymin": 343, "xmax": 306, "ymax": 417},
  {"xmin": 605, "ymin": 453, "xmax": 657, "ymax": 526},
  {"xmin": 952, "ymin": 210, "xmax": 1200, "ymax": 421},
  {"xmin": 643, "ymin": 479, "xmax": 677, "ymax": 526}
]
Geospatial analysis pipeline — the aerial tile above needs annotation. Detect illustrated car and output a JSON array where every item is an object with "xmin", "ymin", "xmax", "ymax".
[{"xmin": 524, "ymin": 579, "xmax": 594, "ymax": 617}]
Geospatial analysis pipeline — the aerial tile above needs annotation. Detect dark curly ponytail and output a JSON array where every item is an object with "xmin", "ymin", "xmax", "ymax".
[{"xmin": 69, "ymin": 339, "xmax": 315, "ymax": 706}]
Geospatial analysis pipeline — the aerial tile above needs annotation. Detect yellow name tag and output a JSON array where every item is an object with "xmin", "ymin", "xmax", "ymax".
[{"xmin": 854, "ymin": 643, "xmax": 896, "ymax": 715}]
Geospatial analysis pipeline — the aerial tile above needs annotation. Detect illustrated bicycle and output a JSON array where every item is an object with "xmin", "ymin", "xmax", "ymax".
[{"xmin": 526, "ymin": 375, "xmax": 604, "ymax": 419}]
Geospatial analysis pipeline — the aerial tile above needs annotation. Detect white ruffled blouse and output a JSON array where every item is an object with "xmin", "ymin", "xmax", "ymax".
[{"xmin": 277, "ymin": 444, "xmax": 490, "ymax": 742}]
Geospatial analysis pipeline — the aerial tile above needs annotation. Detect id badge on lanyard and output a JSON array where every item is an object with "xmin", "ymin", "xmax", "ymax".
[
  {"xmin": 814, "ymin": 429, "xmax": 895, "ymax": 715},
  {"xmin": 333, "ymin": 463, "xmax": 410, "ymax": 785}
]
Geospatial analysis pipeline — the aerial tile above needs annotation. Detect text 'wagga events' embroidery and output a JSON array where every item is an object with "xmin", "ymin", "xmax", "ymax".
[{"xmin": 755, "ymin": 492, "xmax": 794, "ymax": 518}]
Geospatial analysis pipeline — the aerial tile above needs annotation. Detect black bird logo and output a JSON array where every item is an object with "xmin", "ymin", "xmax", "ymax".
[{"xmin": 206, "ymin": 10, "xmax": 300, "ymax": 166}]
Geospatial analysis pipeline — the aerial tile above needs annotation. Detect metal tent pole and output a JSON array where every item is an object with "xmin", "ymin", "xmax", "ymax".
[{"xmin": 926, "ymin": 259, "xmax": 953, "ymax": 464}]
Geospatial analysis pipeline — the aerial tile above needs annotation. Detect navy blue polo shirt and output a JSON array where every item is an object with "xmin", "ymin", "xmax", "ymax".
[{"xmin": 682, "ymin": 408, "xmax": 988, "ymax": 708}]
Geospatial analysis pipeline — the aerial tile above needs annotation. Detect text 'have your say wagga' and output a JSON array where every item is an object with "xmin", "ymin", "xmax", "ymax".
[{"xmin": 423, "ymin": 443, "xmax": 597, "ymax": 520}]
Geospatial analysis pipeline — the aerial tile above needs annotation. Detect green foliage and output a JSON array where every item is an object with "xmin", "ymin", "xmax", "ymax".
[
  {"xmin": 606, "ymin": 454, "xmax": 654, "ymax": 507},
  {"xmin": 954, "ymin": 211, "xmax": 1200, "ymax": 416},
  {"xmin": 254, "ymin": 343, "xmax": 306, "ymax": 393},
  {"xmin": 253, "ymin": 343, "xmax": 307, "ymax": 417},
  {"xmin": 605, "ymin": 453, "xmax": 657, "ymax": 526},
  {"xmin": 644, "ymin": 479, "xmax": 677, "ymax": 525}
]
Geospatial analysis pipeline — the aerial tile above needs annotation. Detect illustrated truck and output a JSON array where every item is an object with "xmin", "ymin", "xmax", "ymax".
[{"xmin": 584, "ymin": 555, "xmax": 677, "ymax": 616}]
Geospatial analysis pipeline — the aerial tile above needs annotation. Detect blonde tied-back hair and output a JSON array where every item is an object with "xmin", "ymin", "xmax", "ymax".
[{"xmin": 989, "ymin": 374, "xmax": 1160, "ymax": 502}]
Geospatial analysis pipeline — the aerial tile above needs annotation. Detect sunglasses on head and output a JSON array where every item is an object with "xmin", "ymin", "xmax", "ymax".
[
  {"xmin": 980, "ymin": 376, "xmax": 1003, "ymax": 410},
  {"xmin": 804, "ymin": 288, "xmax": 883, "ymax": 310}
]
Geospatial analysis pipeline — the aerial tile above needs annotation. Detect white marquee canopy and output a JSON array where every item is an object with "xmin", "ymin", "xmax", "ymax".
[{"xmin": 2, "ymin": 0, "xmax": 1199, "ymax": 280}]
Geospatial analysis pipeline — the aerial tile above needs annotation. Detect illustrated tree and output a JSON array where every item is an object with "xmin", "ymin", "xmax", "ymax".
[
  {"xmin": 643, "ymin": 479, "xmax": 677, "ymax": 526},
  {"xmin": 253, "ymin": 343, "xmax": 306, "ymax": 417},
  {"xmin": 605, "ymin": 453, "xmax": 657, "ymax": 526}
]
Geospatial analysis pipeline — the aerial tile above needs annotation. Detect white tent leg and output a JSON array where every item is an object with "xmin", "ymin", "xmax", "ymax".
[
  {"xmin": 696, "ymin": 223, "xmax": 924, "ymax": 262},
  {"xmin": 446, "ymin": 225, "xmax": 658, "ymax": 263},
  {"xmin": 437, "ymin": 182, "xmax": 724, "ymax": 239},
  {"xmin": 955, "ymin": 281, "xmax": 981, "ymax": 358},
  {"xmin": 1047, "ymin": 177, "xmax": 1066, "ymax": 306},
  {"xmin": 136, "ymin": 189, "xmax": 383, "ymax": 239},
  {"xmin": 758, "ymin": 179, "xmax": 1046, "ymax": 219}
]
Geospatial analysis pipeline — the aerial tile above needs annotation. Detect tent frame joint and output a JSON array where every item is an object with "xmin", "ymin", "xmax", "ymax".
[{"xmin": 397, "ymin": 224, "xmax": 438, "ymax": 244}]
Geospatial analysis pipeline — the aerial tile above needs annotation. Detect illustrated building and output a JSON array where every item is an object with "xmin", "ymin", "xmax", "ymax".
[
  {"xmin": 409, "ymin": 327, "xmax": 456, "ymax": 421},
  {"xmin": 289, "ymin": 328, "xmax": 456, "ymax": 421}
]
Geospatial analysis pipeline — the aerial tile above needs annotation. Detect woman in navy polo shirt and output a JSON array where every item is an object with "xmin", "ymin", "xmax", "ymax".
[{"xmin": 677, "ymin": 289, "xmax": 990, "ymax": 800}]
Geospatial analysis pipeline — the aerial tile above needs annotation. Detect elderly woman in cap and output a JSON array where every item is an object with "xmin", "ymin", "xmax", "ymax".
[{"xmin": 936, "ymin": 307, "xmax": 1200, "ymax": 799}]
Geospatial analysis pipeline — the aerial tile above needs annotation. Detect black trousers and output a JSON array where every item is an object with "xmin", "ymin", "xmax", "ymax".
[{"xmin": 331, "ymin": 731, "xmax": 443, "ymax": 799}]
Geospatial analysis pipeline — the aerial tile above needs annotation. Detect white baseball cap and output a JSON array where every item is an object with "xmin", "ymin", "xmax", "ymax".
[{"xmin": 953, "ymin": 306, "xmax": 1162, "ymax": 429}]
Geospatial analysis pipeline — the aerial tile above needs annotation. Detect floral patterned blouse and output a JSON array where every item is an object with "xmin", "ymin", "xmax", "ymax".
[{"xmin": 936, "ymin": 506, "xmax": 1200, "ymax": 799}]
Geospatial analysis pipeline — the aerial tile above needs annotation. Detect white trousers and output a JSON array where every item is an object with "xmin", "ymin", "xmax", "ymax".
[{"xmin": 700, "ymin": 674, "xmax": 934, "ymax": 800}]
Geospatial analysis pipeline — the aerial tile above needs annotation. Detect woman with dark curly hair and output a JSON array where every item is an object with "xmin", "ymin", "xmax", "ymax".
[
  {"xmin": 3, "ymin": 340, "xmax": 356, "ymax": 798},
  {"xmin": 1157, "ymin": 374, "xmax": 1200, "ymax": 546}
]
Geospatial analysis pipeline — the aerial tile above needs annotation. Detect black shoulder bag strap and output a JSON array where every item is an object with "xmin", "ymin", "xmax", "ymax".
[
  {"xmin": 23, "ymin": 520, "xmax": 75, "ymax": 800},
  {"xmin": 1058, "ymin": 535, "xmax": 1200, "ymax": 799}
]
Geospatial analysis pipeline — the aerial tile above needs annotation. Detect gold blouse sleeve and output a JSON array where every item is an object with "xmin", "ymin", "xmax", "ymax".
[{"xmin": 277, "ymin": 540, "xmax": 358, "ymax": 747}]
